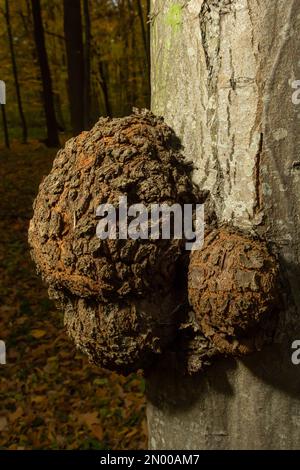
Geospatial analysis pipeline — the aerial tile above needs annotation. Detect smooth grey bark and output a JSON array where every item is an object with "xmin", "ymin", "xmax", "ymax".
[{"xmin": 147, "ymin": 0, "xmax": 300, "ymax": 450}]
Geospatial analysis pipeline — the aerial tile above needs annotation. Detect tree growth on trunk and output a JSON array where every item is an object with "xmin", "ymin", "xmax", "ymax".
[{"xmin": 147, "ymin": 0, "xmax": 300, "ymax": 450}]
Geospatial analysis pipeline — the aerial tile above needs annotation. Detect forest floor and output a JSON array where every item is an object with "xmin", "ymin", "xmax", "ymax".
[{"xmin": 0, "ymin": 141, "xmax": 147, "ymax": 450}]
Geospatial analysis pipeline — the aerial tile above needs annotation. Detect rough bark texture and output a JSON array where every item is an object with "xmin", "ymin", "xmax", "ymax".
[
  {"xmin": 29, "ymin": 110, "xmax": 202, "ymax": 374},
  {"xmin": 29, "ymin": 111, "xmax": 198, "ymax": 301},
  {"xmin": 189, "ymin": 226, "xmax": 280, "ymax": 355},
  {"xmin": 147, "ymin": 0, "xmax": 300, "ymax": 450}
]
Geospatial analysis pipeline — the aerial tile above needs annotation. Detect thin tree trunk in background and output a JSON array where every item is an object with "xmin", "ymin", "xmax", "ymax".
[
  {"xmin": 129, "ymin": 16, "xmax": 138, "ymax": 107},
  {"xmin": 146, "ymin": 0, "xmax": 150, "ymax": 46},
  {"xmin": 31, "ymin": 0, "xmax": 60, "ymax": 147},
  {"xmin": 136, "ymin": 0, "xmax": 150, "ymax": 107},
  {"xmin": 148, "ymin": 0, "xmax": 300, "ymax": 450},
  {"xmin": 118, "ymin": 0, "xmax": 130, "ymax": 115},
  {"xmin": 63, "ymin": 0, "xmax": 85, "ymax": 135},
  {"xmin": 53, "ymin": 92, "xmax": 66, "ymax": 132},
  {"xmin": 5, "ymin": 0, "xmax": 27, "ymax": 144},
  {"xmin": 1, "ymin": 105, "xmax": 10, "ymax": 148},
  {"xmin": 136, "ymin": 0, "xmax": 150, "ymax": 70},
  {"xmin": 83, "ymin": 0, "xmax": 91, "ymax": 129},
  {"xmin": 99, "ymin": 61, "xmax": 112, "ymax": 117}
]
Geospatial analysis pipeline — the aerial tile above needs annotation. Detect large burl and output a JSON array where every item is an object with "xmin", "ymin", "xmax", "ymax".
[
  {"xmin": 29, "ymin": 110, "xmax": 281, "ymax": 375},
  {"xmin": 28, "ymin": 110, "xmax": 202, "ymax": 374}
]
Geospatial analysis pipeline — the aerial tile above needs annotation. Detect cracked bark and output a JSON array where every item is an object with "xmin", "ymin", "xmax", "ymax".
[{"xmin": 147, "ymin": 0, "xmax": 300, "ymax": 450}]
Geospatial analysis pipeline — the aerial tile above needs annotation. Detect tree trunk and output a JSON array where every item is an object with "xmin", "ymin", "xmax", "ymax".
[
  {"xmin": 136, "ymin": 0, "xmax": 150, "ymax": 71},
  {"xmin": 5, "ymin": 0, "xmax": 27, "ymax": 144},
  {"xmin": 1, "ymin": 104, "xmax": 10, "ymax": 149},
  {"xmin": 83, "ymin": 0, "xmax": 91, "ymax": 129},
  {"xmin": 63, "ymin": 0, "xmax": 85, "ymax": 135},
  {"xmin": 147, "ymin": 0, "xmax": 300, "ymax": 450},
  {"xmin": 99, "ymin": 61, "xmax": 112, "ymax": 118},
  {"xmin": 31, "ymin": 0, "xmax": 60, "ymax": 148},
  {"xmin": 136, "ymin": 0, "xmax": 151, "ymax": 106}
]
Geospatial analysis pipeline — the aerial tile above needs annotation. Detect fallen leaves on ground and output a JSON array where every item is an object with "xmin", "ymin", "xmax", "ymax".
[{"xmin": 0, "ymin": 141, "xmax": 147, "ymax": 450}]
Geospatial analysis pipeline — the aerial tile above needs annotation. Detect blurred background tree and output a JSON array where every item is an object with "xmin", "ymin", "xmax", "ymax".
[{"xmin": 0, "ymin": 0, "xmax": 150, "ymax": 145}]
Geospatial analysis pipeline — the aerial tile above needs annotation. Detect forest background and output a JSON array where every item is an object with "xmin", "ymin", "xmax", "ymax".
[{"xmin": 0, "ymin": 0, "xmax": 149, "ymax": 450}]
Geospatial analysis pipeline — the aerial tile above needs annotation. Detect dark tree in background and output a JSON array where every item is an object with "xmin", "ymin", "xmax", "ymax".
[
  {"xmin": 98, "ymin": 60, "xmax": 112, "ymax": 118},
  {"xmin": 64, "ymin": 0, "xmax": 85, "ymax": 135},
  {"xmin": 0, "ymin": 1, "xmax": 150, "ymax": 145},
  {"xmin": 31, "ymin": 0, "xmax": 60, "ymax": 147},
  {"xmin": 1, "ymin": 103, "xmax": 9, "ymax": 148},
  {"xmin": 136, "ymin": 0, "xmax": 150, "ymax": 82},
  {"xmin": 83, "ymin": 0, "xmax": 91, "ymax": 129},
  {"xmin": 4, "ymin": 0, "xmax": 28, "ymax": 143}
]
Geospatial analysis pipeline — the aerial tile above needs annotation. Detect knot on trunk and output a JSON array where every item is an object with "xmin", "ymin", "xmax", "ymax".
[
  {"xmin": 28, "ymin": 110, "xmax": 202, "ymax": 374},
  {"xmin": 188, "ymin": 226, "xmax": 280, "ymax": 355},
  {"xmin": 28, "ymin": 111, "xmax": 281, "ymax": 375}
]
